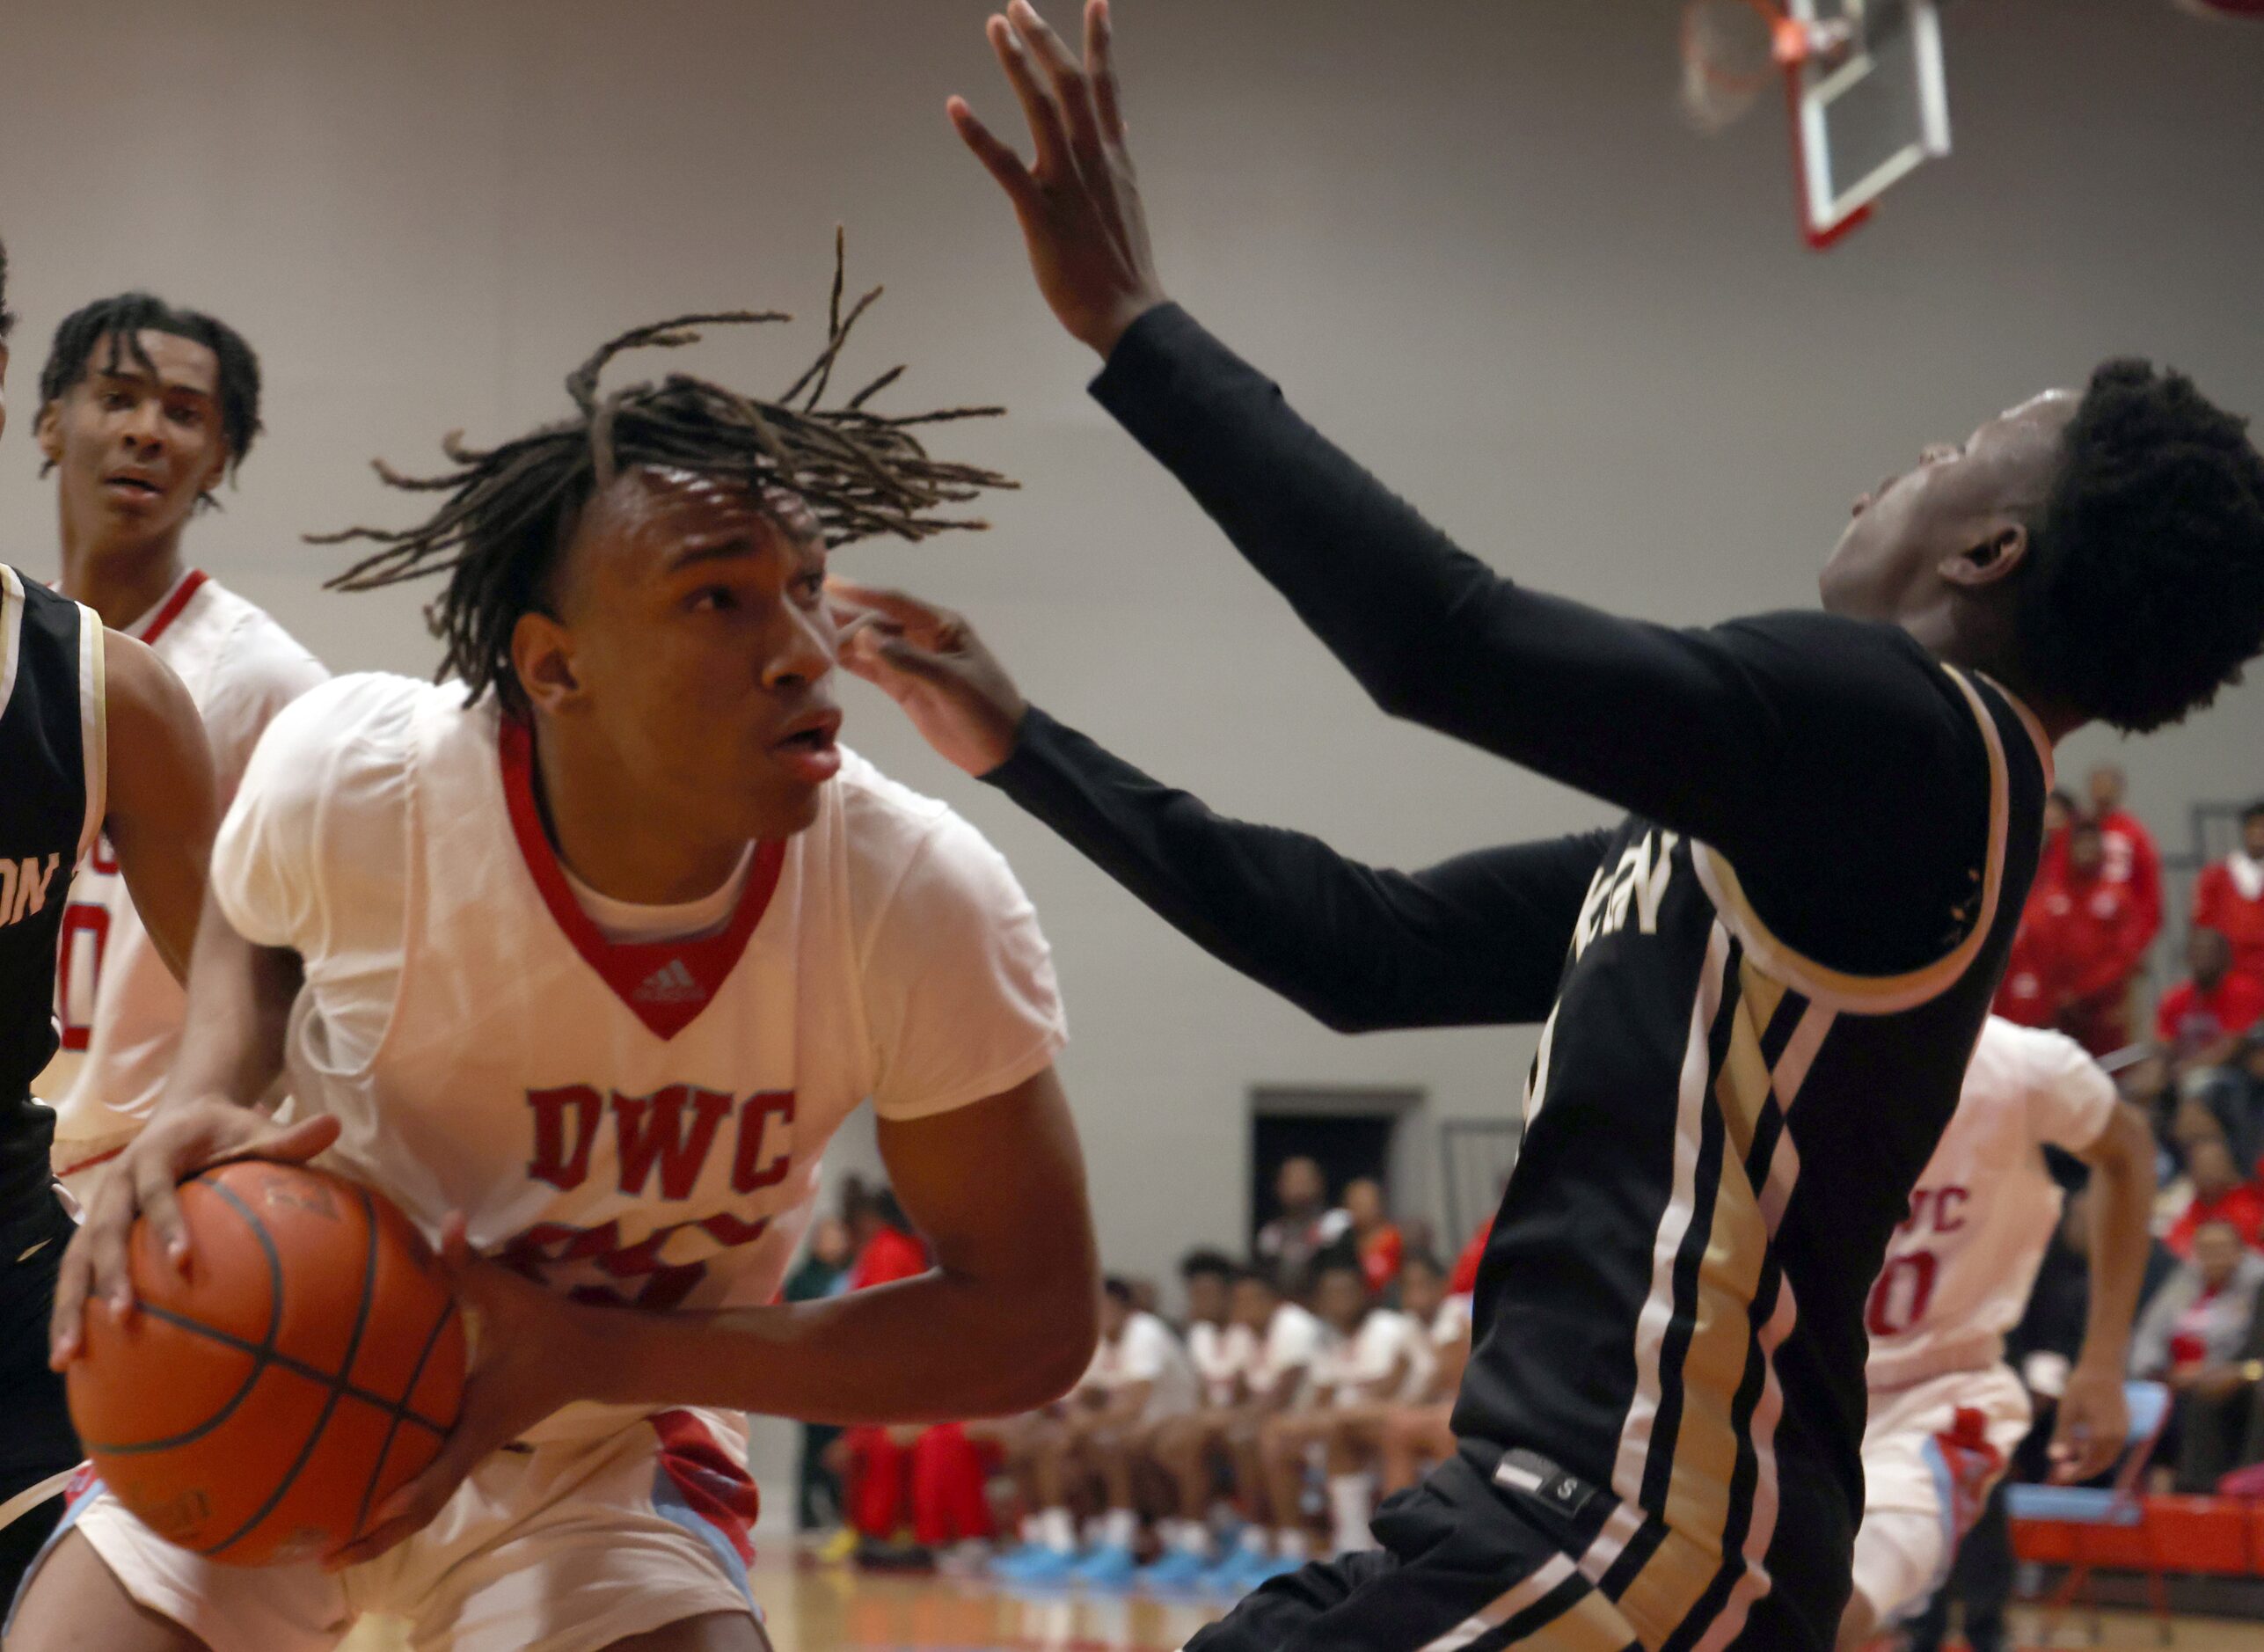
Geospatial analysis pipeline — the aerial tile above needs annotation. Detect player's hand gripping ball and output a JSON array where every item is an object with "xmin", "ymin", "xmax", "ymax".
[{"xmin": 65, "ymin": 1160, "xmax": 467, "ymax": 1567}]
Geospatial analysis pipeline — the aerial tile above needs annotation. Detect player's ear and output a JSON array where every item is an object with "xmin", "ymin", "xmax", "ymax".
[
  {"xmin": 33, "ymin": 397, "xmax": 64, "ymax": 471},
  {"xmin": 1939, "ymin": 518, "xmax": 2030, "ymax": 590},
  {"xmin": 511, "ymin": 610, "xmax": 584, "ymax": 714}
]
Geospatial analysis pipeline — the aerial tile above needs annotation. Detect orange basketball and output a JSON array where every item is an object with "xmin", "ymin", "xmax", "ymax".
[{"xmin": 66, "ymin": 1159, "xmax": 467, "ymax": 1568}]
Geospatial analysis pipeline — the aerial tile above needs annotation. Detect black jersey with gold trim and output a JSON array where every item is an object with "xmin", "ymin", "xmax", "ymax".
[
  {"xmin": 0, "ymin": 567, "xmax": 103, "ymax": 1224},
  {"xmin": 1446, "ymin": 665, "xmax": 2048, "ymax": 1651}
]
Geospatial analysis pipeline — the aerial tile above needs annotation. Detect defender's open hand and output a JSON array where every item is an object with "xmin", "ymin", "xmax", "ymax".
[
  {"xmin": 949, "ymin": 0, "xmax": 1166, "ymax": 358},
  {"xmin": 830, "ymin": 580, "xmax": 1029, "ymax": 778}
]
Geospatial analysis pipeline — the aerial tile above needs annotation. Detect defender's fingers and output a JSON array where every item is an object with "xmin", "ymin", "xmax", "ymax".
[
  {"xmin": 948, "ymin": 98, "xmax": 1045, "ymax": 219},
  {"xmin": 1086, "ymin": 0, "xmax": 1128, "ymax": 144},
  {"xmin": 1011, "ymin": 0, "xmax": 1105, "ymax": 159},
  {"xmin": 988, "ymin": 13, "xmax": 1072, "ymax": 179}
]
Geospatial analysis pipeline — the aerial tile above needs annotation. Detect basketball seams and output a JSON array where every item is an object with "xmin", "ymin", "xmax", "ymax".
[
  {"xmin": 194, "ymin": 1181, "xmax": 386, "ymax": 1559},
  {"xmin": 73, "ymin": 1173, "xmax": 286, "ymax": 1457},
  {"xmin": 91, "ymin": 1303, "xmax": 455, "ymax": 1441},
  {"xmin": 352, "ymin": 1278, "xmax": 463, "ymax": 1536}
]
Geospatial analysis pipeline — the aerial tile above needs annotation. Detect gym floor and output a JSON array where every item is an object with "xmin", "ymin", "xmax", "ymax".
[{"xmin": 324, "ymin": 1560, "xmax": 2264, "ymax": 1649}]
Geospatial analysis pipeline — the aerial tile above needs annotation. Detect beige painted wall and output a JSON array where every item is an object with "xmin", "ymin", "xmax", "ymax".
[{"xmin": 5, "ymin": 0, "xmax": 2260, "ymax": 1343}]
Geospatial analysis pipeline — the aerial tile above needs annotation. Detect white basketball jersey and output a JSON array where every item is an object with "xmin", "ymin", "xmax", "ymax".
[
  {"xmin": 1864, "ymin": 1017, "xmax": 2117, "ymax": 1390},
  {"xmin": 50, "ymin": 570, "xmax": 326, "ymax": 1187},
  {"xmin": 1187, "ymin": 1319, "xmax": 1246, "ymax": 1407},
  {"xmin": 210, "ymin": 674, "xmax": 1066, "ymax": 1441}
]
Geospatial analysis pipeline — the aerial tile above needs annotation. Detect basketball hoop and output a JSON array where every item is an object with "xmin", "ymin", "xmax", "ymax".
[{"xmin": 1680, "ymin": 0, "xmax": 1852, "ymax": 133}]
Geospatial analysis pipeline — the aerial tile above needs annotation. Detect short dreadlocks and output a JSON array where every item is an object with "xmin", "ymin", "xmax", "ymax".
[
  {"xmin": 0, "ymin": 235, "xmax": 16, "ymax": 344},
  {"xmin": 316, "ymin": 235, "xmax": 1015, "ymax": 715},
  {"xmin": 39, "ymin": 292, "xmax": 264, "ymax": 489}
]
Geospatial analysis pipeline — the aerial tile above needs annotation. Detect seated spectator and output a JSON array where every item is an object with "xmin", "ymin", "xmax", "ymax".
[
  {"xmin": 2165, "ymin": 1137, "xmax": 2264, "ymax": 1257},
  {"xmin": 1344, "ymin": 1177, "xmax": 1403, "ymax": 1292},
  {"xmin": 831, "ymin": 1422, "xmax": 997, "ymax": 1571},
  {"xmin": 2131, "ymin": 1218, "xmax": 2264, "ymax": 1491},
  {"xmin": 1168, "ymin": 1264, "xmax": 1327, "ymax": 1590},
  {"xmin": 2192, "ymin": 800, "xmax": 2264, "ymax": 995},
  {"xmin": 1257, "ymin": 1250, "xmax": 1434, "ymax": 1567},
  {"xmin": 848, "ymin": 1187, "xmax": 928, "ymax": 1287},
  {"xmin": 993, "ymin": 1276, "xmax": 1196, "ymax": 1585},
  {"xmin": 2157, "ymin": 925, "xmax": 2264, "ymax": 1078},
  {"xmin": 1254, "ymin": 1156, "xmax": 1352, "ymax": 1288},
  {"xmin": 1140, "ymin": 1249, "xmax": 1249, "ymax": 1585},
  {"xmin": 2085, "ymin": 763, "xmax": 2164, "ymax": 953},
  {"xmin": 1375, "ymin": 1253, "xmax": 1473, "ymax": 1496},
  {"xmin": 2191, "ymin": 1032, "xmax": 2264, "ymax": 1180}
]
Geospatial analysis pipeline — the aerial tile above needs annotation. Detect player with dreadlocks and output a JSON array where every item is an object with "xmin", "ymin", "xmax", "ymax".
[{"xmin": 26, "ymin": 247, "xmax": 1097, "ymax": 1652}]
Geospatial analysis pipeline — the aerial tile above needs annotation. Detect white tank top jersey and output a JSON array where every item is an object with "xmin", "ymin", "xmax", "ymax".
[
  {"xmin": 50, "ymin": 570, "xmax": 328, "ymax": 1184},
  {"xmin": 1187, "ymin": 1318, "xmax": 1245, "ymax": 1407},
  {"xmin": 1311, "ymin": 1308, "xmax": 1437, "ymax": 1406},
  {"xmin": 1864, "ymin": 1016, "xmax": 2118, "ymax": 1391},
  {"xmin": 1084, "ymin": 1311, "xmax": 1200, "ymax": 1421},
  {"xmin": 1249, "ymin": 1302, "xmax": 1324, "ymax": 1401},
  {"xmin": 209, "ymin": 674, "xmax": 1068, "ymax": 1442}
]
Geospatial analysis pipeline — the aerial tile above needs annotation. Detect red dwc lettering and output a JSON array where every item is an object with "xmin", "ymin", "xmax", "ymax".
[
  {"xmin": 613, "ymin": 1085, "xmax": 735, "ymax": 1198},
  {"xmin": 731, "ymin": 1091, "xmax": 795, "ymax": 1193},
  {"xmin": 526, "ymin": 1085, "xmax": 604, "ymax": 1189},
  {"xmin": 1866, "ymin": 1250, "xmax": 1939, "ymax": 1338}
]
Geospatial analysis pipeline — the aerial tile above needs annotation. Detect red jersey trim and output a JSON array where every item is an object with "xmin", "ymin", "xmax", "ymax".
[
  {"xmin": 498, "ymin": 716, "xmax": 785, "ymax": 1041},
  {"xmin": 135, "ymin": 568, "xmax": 208, "ymax": 647}
]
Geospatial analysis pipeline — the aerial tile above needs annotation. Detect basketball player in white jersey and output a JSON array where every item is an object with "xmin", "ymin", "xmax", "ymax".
[
  {"xmin": 23, "ymin": 306, "xmax": 1099, "ymax": 1652},
  {"xmin": 32, "ymin": 295, "xmax": 327, "ymax": 1195},
  {"xmin": 1836, "ymin": 1016, "xmax": 2155, "ymax": 1650}
]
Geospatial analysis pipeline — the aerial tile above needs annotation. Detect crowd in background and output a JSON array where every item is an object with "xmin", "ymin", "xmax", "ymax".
[{"xmin": 787, "ymin": 1159, "xmax": 1489, "ymax": 1588}]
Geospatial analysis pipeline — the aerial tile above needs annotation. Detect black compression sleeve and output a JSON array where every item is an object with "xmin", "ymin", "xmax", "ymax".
[
  {"xmin": 1089, "ymin": 304, "xmax": 1998, "ymax": 978},
  {"xmin": 984, "ymin": 706, "xmax": 1607, "ymax": 1031}
]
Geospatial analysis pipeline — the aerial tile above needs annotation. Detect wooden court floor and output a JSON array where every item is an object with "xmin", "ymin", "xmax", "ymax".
[
  {"xmin": 320, "ymin": 1555, "xmax": 2264, "ymax": 1649},
  {"xmin": 756, "ymin": 1561, "xmax": 2264, "ymax": 1652}
]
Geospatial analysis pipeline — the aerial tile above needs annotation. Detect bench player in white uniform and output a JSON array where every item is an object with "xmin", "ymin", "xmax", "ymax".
[
  {"xmin": 23, "ymin": 304, "xmax": 1099, "ymax": 1652},
  {"xmin": 1837, "ymin": 1016, "xmax": 2156, "ymax": 1650},
  {"xmin": 1136, "ymin": 1249, "xmax": 1245, "ymax": 1583},
  {"xmin": 31, "ymin": 294, "xmax": 328, "ymax": 1196},
  {"xmin": 1256, "ymin": 1250, "xmax": 1434, "ymax": 1575}
]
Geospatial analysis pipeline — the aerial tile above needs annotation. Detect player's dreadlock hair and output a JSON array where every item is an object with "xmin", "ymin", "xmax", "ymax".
[
  {"xmin": 38, "ymin": 292, "xmax": 264, "ymax": 491},
  {"xmin": 2018, "ymin": 359, "xmax": 2264, "ymax": 734},
  {"xmin": 0, "ymin": 235, "xmax": 16, "ymax": 344},
  {"xmin": 315, "ymin": 234, "xmax": 1015, "ymax": 716}
]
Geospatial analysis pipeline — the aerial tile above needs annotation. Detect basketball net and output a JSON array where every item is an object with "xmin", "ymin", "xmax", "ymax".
[{"xmin": 1679, "ymin": 0, "xmax": 1853, "ymax": 133}]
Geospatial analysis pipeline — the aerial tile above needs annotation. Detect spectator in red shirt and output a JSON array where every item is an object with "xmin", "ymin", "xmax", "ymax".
[
  {"xmin": 2158, "ymin": 926, "xmax": 2264, "ymax": 1074},
  {"xmin": 2193, "ymin": 801, "xmax": 2264, "ymax": 996},
  {"xmin": 1343, "ymin": 1177, "xmax": 1403, "ymax": 1292},
  {"xmin": 2087, "ymin": 764, "xmax": 2164, "ymax": 953},
  {"xmin": 2166, "ymin": 1137, "xmax": 2264, "ymax": 1258},
  {"xmin": 1993, "ymin": 866, "xmax": 2061, "ymax": 1030},
  {"xmin": 849, "ymin": 1188, "xmax": 930, "ymax": 1289},
  {"xmin": 2015, "ymin": 819, "xmax": 2156, "ymax": 1055}
]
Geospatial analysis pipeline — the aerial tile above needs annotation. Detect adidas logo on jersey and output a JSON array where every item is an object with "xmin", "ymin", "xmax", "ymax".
[
  {"xmin": 0, "ymin": 854, "xmax": 62, "ymax": 929},
  {"xmin": 635, "ymin": 958, "xmax": 704, "ymax": 1005}
]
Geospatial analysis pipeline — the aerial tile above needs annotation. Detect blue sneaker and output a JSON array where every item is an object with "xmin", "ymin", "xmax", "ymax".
[
  {"xmin": 1137, "ymin": 1548, "xmax": 1211, "ymax": 1590},
  {"xmin": 1071, "ymin": 1542, "xmax": 1139, "ymax": 1588},
  {"xmin": 1244, "ymin": 1551, "xmax": 1306, "ymax": 1585},
  {"xmin": 995, "ymin": 1543, "xmax": 1081, "ymax": 1583},
  {"xmin": 1196, "ymin": 1547, "xmax": 1267, "ymax": 1595}
]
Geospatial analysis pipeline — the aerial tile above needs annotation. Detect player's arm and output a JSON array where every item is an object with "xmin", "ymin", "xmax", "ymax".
[
  {"xmin": 99, "ymin": 631, "xmax": 216, "ymax": 983},
  {"xmin": 331, "ymin": 1065, "xmax": 1099, "ymax": 1567},
  {"xmin": 833, "ymin": 581, "xmax": 1604, "ymax": 1032},
  {"xmin": 2049, "ymin": 1100, "xmax": 2157, "ymax": 1480}
]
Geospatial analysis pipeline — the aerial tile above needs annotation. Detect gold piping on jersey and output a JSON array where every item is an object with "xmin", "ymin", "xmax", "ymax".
[
  {"xmin": 76, "ymin": 607, "xmax": 106, "ymax": 866},
  {"xmin": 1689, "ymin": 664, "xmax": 2013, "ymax": 1017}
]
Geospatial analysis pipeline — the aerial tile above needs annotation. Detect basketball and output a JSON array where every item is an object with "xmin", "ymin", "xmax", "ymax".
[{"xmin": 65, "ymin": 1160, "xmax": 467, "ymax": 1568}]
